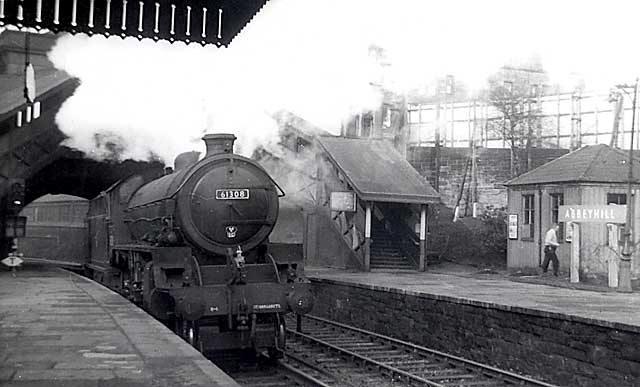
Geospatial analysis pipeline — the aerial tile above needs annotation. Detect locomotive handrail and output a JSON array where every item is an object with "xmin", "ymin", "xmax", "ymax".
[
  {"xmin": 191, "ymin": 255, "xmax": 203, "ymax": 286},
  {"xmin": 222, "ymin": 219, "xmax": 275, "ymax": 226},
  {"xmin": 122, "ymin": 217, "xmax": 164, "ymax": 223},
  {"xmin": 270, "ymin": 178, "xmax": 286, "ymax": 198},
  {"xmin": 190, "ymin": 185, "xmax": 283, "ymax": 200},
  {"xmin": 169, "ymin": 155, "xmax": 287, "ymax": 199},
  {"xmin": 265, "ymin": 253, "xmax": 282, "ymax": 283}
]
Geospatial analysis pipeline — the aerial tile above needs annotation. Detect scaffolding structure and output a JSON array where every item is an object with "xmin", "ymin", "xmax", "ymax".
[{"xmin": 406, "ymin": 89, "xmax": 639, "ymax": 150}]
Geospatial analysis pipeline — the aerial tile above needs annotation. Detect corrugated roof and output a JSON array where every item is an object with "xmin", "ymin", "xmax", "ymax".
[
  {"xmin": 318, "ymin": 136, "xmax": 439, "ymax": 204},
  {"xmin": 505, "ymin": 144, "xmax": 640, "ymax": 186}
]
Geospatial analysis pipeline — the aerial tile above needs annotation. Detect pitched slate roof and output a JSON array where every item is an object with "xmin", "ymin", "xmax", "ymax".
[
  {"xmin": 505, "ymin": 144, "xmax": 640, "ymax": 186},
  {"xmin": 318, "ymin": 136, "xmax": 439, "ymax": 204}
]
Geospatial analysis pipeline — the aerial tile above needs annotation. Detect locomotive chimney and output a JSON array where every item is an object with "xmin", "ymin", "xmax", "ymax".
[{"xmin": 203, "ymin": 133, "xmax": 236, "ymax": 157}]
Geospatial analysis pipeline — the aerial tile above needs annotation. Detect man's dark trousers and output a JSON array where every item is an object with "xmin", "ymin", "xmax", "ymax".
[{"xmin": 542, "ymin": 245, "xmax": 559, "ymax": 275}]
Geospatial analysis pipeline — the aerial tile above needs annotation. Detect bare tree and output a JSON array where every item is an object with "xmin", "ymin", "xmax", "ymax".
[{"xmin": 485, "ymin": 62, "xmax": 548, "ymax": 177}]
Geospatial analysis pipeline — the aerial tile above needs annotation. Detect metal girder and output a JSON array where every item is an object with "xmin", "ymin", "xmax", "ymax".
[{"xmin": 0, "ymin": 0, "xmax": 268, "ymax": 46}]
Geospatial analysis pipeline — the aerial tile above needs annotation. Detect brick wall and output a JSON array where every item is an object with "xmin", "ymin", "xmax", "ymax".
[
  {"xmin": 310, "ymin": 280, "xmax": 640, "ymax": 387},
  {"xmin": 407, "ymin": 147, "xmax": 568, "ymax": 210}
]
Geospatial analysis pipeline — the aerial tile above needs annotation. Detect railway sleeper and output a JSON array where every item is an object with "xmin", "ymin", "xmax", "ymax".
[
  {"xmin": 312, "ymin": 336, "xmax": 364, "ymax": 343},
  {"xmin": 392, "ymin": 362, "xmax": 449, "ymax": 371},
  {"xmin": 443, "ymin": 380, "xmax": 503, "ymax": 387},
  {"xmin": 366, "ymin": 353, "xmax": 413, "ymax": 361},
  {"xmin": 428, "ymin": 373, "xmax": 476, "ymax": 380},
  {"xmin": 338, "ymin": 343, "xmax": 389, "ymax": 350},
  {"xmin": 312, "ymin": 356, "xmax": 346, "ymax": 364},
  {"xmin": 355, "ymin": 348, "xmax": 404, "ymax": 355}
]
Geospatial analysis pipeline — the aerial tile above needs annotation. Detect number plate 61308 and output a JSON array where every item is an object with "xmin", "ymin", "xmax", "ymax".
[{"xmin": 215, "ymin": 189, "xmax": 250, "ymax": 200}]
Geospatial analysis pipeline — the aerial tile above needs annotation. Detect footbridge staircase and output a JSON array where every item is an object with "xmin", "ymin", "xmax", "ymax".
[{"xmin": 309, "ymin": 136, "xmax": 440, "ymax": 271}]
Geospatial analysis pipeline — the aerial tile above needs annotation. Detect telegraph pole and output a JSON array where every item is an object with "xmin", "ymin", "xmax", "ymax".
[{"xmin": 620, "ymin": 78, "xmax": 638, "ymax": 293}]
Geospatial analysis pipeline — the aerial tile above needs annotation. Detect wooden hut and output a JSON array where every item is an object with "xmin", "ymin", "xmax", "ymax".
[{"xmin": 505, "ymin": 144, "xmax": 640, "ymax": 282}]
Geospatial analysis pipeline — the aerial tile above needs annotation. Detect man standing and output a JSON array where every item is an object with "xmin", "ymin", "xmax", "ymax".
[{"xmin": 541, "ymin": 223, "xmax": 560, "ymax": 276}]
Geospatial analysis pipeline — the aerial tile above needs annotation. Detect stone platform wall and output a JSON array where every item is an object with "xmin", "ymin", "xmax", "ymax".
[{"xmin": 310, "ymin": 279, "xmax": 640, "ymax": 387}]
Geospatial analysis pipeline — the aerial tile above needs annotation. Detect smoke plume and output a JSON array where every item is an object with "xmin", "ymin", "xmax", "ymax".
[{"xmin": 46, "ymin": 0, "xmax": 640, "ymax": 164}]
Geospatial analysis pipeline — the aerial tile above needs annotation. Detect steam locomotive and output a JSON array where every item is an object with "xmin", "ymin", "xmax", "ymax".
[{"xmin": 85, "ymin": 133, "xmax": 313, "ymax": 356}]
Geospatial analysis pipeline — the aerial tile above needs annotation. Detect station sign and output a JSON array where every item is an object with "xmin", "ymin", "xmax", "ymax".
[
  {"xmin": 330, "ymin": 191, "xmax": 357, "ymax": 212},
  {"xmin": 559, "ymin": 205, "xmax": 626, "ymax": 224},
  {"xmin": 508, "ymin": 214, "xmax": 518, "ymax": 239},
  {"xmin": 0, "ymin": 0, "xmax": 268, "ymax": 47}
]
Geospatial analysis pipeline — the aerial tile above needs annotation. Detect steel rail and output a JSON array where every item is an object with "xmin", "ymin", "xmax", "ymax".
[
  {"xmin": 298, "ymin": 314, "xmax": 558, "ymax": 387},
  {"xmin": 282, "ymin": 351, "xmax": 360, "ymax": 387},
  {"xmin": 278, "ymin": 358, "xmax": 336, "ymax": 387},
  {"xmin": 287, "ymin": 328, "xmax": 446, "ymax": 387}
]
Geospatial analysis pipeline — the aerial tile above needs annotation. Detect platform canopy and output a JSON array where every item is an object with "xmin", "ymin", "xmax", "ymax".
[
  {"xmin": 0, "ymin": 0, "xmax": 268, "ymax": 46},
  {"xmin": 318, "ymin": 136, "xmax": 440, "ymax": 205}
]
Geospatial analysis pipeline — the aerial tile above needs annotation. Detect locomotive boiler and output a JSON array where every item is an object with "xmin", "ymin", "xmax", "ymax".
[{"xmin": 86, "ymin": 133, "xmax": 313, "ymax": 356}]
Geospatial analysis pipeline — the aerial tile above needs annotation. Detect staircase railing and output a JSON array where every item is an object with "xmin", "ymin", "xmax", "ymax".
[{"xmin": 323, "ymin": 196, "xmax": 367, "ymax": 270}]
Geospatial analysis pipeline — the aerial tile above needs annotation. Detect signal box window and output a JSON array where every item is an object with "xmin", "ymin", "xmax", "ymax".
[
  {"xmin": 522, "ymin": 194, "xmax": 535, "ymax": 240},
  {"xmin": 607, "ymin": 193, "xmax": 626, "ymax": 205},
  {"xmin": 550, "ymin": 193, "xmax": 564, "ymax": 241}
]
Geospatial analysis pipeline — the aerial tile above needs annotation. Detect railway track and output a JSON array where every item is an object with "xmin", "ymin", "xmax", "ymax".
[
  {"xmin": 284, "ymin": 314, "xmax": 558, "ymax": 387},
  {"xmin": 223, "ymin": 352, "xmax": 350, "ymax": 387}
]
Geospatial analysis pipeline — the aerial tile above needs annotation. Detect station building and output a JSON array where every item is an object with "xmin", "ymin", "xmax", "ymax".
[{"xmin": 505, "ymin": 144, "xmax": 640, "ymax": 281}]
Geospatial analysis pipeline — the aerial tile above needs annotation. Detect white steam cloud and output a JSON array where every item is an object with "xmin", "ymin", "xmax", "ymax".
[{"xmin": 47, "ymin": 0, "xmax": 640, "ymax": 163}]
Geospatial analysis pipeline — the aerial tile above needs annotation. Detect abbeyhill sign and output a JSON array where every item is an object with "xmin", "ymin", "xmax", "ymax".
[{"xmin": 559, "ymin": 205, "xmax": 627, "ymax": 224}]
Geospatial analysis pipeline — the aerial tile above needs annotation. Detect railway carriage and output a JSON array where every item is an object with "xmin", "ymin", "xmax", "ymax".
[{"xmin": 86, "ymin": 133, "xmax": 313, "ymax": 356}]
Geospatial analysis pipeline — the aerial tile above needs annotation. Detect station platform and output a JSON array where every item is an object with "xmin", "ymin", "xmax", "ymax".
[
  {"xmin": 306, "ymin": 265, "xmax": 640, "ymax": 331},
  {"xmin": 0, "ymin": 264, "xmax": 240, "ymax": 387}
]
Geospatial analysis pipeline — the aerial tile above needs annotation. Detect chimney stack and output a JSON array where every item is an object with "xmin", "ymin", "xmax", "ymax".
[{"xmin": 203, "ymin": 133, "xmax": 236, "ymax": 158}]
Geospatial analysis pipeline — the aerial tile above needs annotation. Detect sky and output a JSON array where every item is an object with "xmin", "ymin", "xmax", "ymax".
[{"xmin": 15, "ymin": 0, "xmax": 640, "ymax": 163}]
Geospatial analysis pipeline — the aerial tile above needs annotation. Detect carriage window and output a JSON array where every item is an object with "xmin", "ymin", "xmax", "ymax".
[{"xmin": 522, "ymin": 194, "xmax": 535, "ymax": 240}]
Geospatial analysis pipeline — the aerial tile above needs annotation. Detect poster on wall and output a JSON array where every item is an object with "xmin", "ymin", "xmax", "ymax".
[
  {"xmin": 330, "ymin": 191, "xmax": 357, "ymax": 212},
  {"xmin": 508, "ymin": 214, "xmax": 518, "ymax": 239},
  {"xmin": 565, "ymin": 222, "xmax": 572, "ymax": 242}
]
